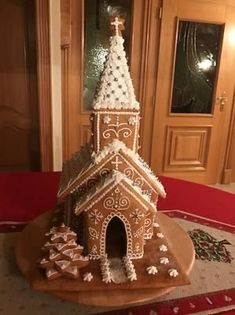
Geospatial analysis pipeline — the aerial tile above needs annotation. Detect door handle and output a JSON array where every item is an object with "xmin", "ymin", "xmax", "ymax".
[{"xmin": 216, "ymin": 91, "xmax": 227, "ymax": 111}]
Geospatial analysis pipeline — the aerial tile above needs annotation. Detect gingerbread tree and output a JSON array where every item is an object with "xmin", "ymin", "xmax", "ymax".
[{"xmin": 39, "ymin": 223, "xmax": 88, "ymax": 280}]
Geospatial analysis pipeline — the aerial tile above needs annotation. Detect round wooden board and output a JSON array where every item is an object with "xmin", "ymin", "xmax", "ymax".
[{"xmin": 16, "ymin": 211, "xmax": 195, "ymax": 307}]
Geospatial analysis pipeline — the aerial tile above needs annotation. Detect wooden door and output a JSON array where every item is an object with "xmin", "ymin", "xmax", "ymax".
[
  {"xmin": 151, "ymin": 0, "xmax": 235, "ymax": 184},
  {"xmin": 0, "ymin": 0, "xmax": 40, "ymax": 171}
]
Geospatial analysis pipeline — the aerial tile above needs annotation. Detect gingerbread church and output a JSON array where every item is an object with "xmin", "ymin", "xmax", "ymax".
[{"xmin": 36, "ymin": 17, "xmax": 189, "ymax": 290}]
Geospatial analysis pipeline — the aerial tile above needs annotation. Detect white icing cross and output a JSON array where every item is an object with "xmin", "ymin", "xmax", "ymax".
[
  {"xmin": 111, "ymin": 155, "xmax": 123, "ymax": 170},
  {"xmin": 111, "ymin": 17, "xmax": 124, "ymax": 36}
]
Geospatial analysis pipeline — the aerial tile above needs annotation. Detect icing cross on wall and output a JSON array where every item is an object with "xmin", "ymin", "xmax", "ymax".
[
  {"xmin": 110, "ymin": 16, "xmax": 125, "ymax": 36},
  {"xmin": 111, "ymin": 156, "xmax": 123, "ymax": 170}
]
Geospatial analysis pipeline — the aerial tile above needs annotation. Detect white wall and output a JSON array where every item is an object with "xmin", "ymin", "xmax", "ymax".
[{"xmin": 49, "ymin": 0, "xmax": 62, "ymax": 171}]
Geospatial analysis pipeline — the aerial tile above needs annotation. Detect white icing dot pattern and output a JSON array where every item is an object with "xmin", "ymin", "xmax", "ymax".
[{"xmin": 92, "ymin": 35, "xmax": 139, "ymax": 110}]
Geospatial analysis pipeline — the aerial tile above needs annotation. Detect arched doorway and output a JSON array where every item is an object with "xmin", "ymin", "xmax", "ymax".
[{"xmin": 105, "ymin": 216, "xmax": 127, "ymax": 258}]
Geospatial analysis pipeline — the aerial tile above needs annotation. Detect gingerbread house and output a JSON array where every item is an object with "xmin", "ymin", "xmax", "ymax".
[
  {"xmin": 55, "ymin": 17, "xmax": 166, "ymax": 261},
  {"xmin": 37, "ymin": 17, "xmax": 190, "ymax": 288}
]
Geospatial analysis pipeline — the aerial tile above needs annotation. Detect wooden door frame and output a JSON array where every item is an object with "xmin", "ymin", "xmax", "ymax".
[
  {"xmin": 221, "ymin": 88, "xmax": 235, "ymax": 183},
  {"xmin": 35, "ymin": 0, "xmax": 53, "ymax": 171}
]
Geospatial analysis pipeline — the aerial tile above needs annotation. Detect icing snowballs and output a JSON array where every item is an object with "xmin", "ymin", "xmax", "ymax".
[
  {"xmin": 83, "ymin": 272, "xmax": 93, "ymax": 282},
  {"xmin": 146, "ymin": 266, "xmax": 158, "ymax": 275},
  {"xmin": 159, "ymin": 257, "xmax": 169, "ymax": 265},
  {"xmin": 156, "ymin": 232, "xmax": 164, "ymax": 239},
  {"xmin": 168, "ymin": 268, "xmax": 179, "ymax": 278},
  {"xmin": 159, "ymin": 244, "xmax": 168, "ymax": 252}
]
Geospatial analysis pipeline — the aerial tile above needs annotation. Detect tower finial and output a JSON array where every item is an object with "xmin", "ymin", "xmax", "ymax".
[{"xmin": 110, "ymin": 16, "xmax": 125, "ymax": 36}]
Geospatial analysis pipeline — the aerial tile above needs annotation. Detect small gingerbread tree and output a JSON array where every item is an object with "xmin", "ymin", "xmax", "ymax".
[{"xmin": 39, "ymin": 223, "xmax": 88, "ymax": 280}]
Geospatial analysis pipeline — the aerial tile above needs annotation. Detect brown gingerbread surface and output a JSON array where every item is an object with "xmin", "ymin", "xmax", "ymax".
[
  {"xmin": 16, "ymin": 210, "xmax": 194, "ymax": 307},
  {"xmin": 30, "ymin": 212, "xmax": 191, "ymax": 292}
]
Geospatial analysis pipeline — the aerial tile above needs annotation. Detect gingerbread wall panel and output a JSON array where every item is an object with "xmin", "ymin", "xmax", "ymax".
[
  {"xmin": 93, "ymin": 111, "xmax": 140, "ymax": 153},
  {"xmin": 164, "ymin": 126, "xmax": 211, "ymax": 171}
]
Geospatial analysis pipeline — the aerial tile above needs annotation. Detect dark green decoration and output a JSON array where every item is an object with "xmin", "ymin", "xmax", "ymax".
[{"xmin": 188, "ymin": 229, "xmax": 233, "ymax": 263}]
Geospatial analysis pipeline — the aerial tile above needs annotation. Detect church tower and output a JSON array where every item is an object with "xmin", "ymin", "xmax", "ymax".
[{"xmin": 91, "ymin": 17, "xmax": 140, "ymax": 153}]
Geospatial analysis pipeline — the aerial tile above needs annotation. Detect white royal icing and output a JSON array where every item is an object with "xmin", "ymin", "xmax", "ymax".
[
  {"xmin": 92, "ymin": 31, "xmax": 139, "ymax": 111},
  {"xmin": 156, "ymin": 232, "xmax": 164, "ymax": 239},
  {"xmin": 159, "ymin": 244, "xmax": 168, "ymax": 252},
  {"xmin": 146, "ymin": 266, "xmax": 158, "ymax": 275},
  {"xmin": 123, "ymin": 256, "xmax": 137, "ymax": 281},
  {"xmin": 168, "ymin": 268, "xmax": 179, "ymax": 278},
  {"xmin": 83, "ymin": 272, "xmax": 93, "ymax": 282},
  {"xmin": 100, "ymin": 255, "xmax": 112, "ymax": 284},
  {"xmin": 159, "ymin": 257, "xmax": 169, "ymax": 265}
]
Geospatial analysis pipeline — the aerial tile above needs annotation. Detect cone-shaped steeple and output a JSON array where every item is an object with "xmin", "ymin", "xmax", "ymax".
[{"xmin": 92, "ymin": 17, "xmax": 139, "ymax": 110}]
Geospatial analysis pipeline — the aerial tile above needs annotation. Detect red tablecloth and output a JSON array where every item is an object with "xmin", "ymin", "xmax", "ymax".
[{"xmin": 0, "ymin": 172, "xmax": 234, "ymax": 224}]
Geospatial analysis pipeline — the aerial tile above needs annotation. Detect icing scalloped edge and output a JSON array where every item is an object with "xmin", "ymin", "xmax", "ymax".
[{"xmin": 93, "ymin": 101, "xmax": 140, "ymax": 111}]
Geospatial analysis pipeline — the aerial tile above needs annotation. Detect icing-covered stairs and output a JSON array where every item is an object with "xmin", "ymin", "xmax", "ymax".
[
  {"xmin": 109, "ymin": 257, "xmax": 127, "ymax": 284},
  {"xmin": 100, "ymin": 255, "xmax": 137, "ymax": 283}
]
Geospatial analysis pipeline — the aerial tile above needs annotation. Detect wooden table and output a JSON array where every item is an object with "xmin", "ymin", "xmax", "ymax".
[{"xmin": 16, "ymin": 211, "xmax": 195, "ymax": 307}]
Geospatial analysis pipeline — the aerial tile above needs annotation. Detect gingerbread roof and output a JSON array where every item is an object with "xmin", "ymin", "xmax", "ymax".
[
  {"xmin": 57, "ymin": 139, "xmax": 166, "ymax": 200},
  {"xmin": 93, "ymin": 139, "xmax": 166, "ymax": 197},
  {"xmin": 74, "ymin": 170, "xmax": 156, "ymax": 216},
  {"xmin": 59, "ymin": 142, "xmax": 93, "ymax": 196},
  {"xmin": 92, "ymin": 18, "xmax": 139, "ymax": 111}
]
